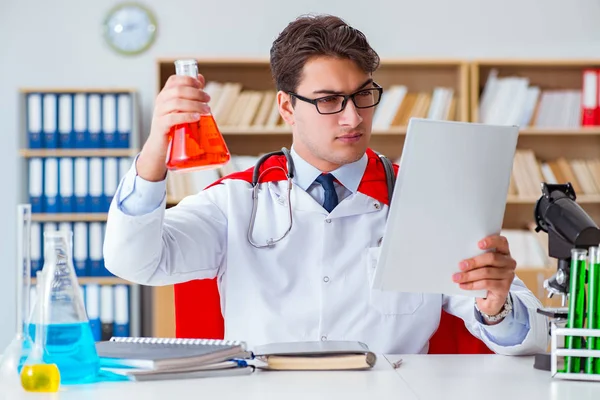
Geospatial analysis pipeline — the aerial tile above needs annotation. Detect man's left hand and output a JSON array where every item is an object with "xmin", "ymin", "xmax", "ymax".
[{"xmin": 452, "ymin": 234, "xmax": 517, "ymax": 322}]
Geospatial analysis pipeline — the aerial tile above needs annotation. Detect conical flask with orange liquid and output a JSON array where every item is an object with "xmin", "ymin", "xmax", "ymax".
[{"xmin": 165, "ymin": 59, "xmax": 231, "ymax": 172}]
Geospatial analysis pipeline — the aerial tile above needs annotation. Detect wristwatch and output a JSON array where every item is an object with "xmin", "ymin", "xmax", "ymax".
[{"xmin": 475, "ymin": 294, "xmax": 513, "ymax": 324}]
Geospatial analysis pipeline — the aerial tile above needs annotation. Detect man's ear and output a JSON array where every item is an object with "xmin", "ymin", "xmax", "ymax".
[{"xmin": 277, "ymin": 91, "xmax": 295, "ymax": 126}]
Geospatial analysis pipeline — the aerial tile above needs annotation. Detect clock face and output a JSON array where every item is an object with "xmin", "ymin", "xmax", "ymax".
[{"xmin": 103, "ymin": 3, "xmax": 157, "ymax": 55}]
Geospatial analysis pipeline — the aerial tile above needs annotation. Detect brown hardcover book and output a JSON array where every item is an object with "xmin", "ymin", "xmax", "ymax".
[{"xmin": 253, "ymin": 341, "xmax": 377, "ymax": 371}]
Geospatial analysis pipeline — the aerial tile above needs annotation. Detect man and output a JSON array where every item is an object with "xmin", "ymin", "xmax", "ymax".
[{"xmin": 104, "ymin": 14, "xmax": 549, "ymax": 355}]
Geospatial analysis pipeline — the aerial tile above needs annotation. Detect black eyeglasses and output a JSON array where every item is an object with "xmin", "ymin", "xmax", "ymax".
[{"xmin": 288, "ymin": 82, "xmax": 383, "ymax": 115}]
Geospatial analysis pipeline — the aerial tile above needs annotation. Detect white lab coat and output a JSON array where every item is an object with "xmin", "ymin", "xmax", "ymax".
[{"xmin": 104, "ymin": 150, "xmax": 549, "ymax": 355}]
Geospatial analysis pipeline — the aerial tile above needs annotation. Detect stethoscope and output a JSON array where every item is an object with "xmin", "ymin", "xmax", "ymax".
[{"xmin": 247, "ymin": 147, "xmax": 396, "ymax": 249}]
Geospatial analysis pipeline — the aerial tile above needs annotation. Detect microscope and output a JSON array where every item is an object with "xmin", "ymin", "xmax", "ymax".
[{"xmin": 532, "ymin": 183, "xmax": 600, "ymax": 370}]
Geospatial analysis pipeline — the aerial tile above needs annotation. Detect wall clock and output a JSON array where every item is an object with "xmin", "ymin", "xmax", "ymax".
[{"xmin": 103, "ymin": 3, "xmax": 157, "ymax": 55}]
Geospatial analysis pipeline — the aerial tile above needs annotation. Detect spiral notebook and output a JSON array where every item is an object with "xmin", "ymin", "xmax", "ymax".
[
  {"xmin": 106, "ymin": 364, "xmax": 256, "ymax": 382},
  {"xmin": 96, "ymin": 337, "xmax": 252, "ymax": 371}
]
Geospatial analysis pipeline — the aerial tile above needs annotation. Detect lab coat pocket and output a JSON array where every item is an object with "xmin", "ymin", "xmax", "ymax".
[{"xmin": 366, "ymin": 247, "xmax": 423, "ymax": 316}]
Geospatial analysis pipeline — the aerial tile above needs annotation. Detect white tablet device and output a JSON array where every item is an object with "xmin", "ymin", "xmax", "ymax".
[{"xmin": 372, "ymin": 118, "xmax": 519, "ymax": 298}]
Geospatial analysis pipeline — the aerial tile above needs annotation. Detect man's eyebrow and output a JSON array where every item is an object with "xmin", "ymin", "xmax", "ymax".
[{"xmin": 312, "ymin": 78, "xmax": 374, "ymax": 95}]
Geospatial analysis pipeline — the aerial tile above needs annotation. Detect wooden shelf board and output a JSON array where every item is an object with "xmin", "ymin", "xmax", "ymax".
[
  {"xmin": 221, "ymin": 127, "xmax": 290, "ymax": 135},
  {"xmin": 220, "ymin": 127, "xmax": 411, "ymax": 135},
  {"xmin": 507, "ymin": 195, "xmax": 600, "ymax": 204},
  {"xmin": 472, "ymin": 59, "xmax": 600, "ymax": 67},
  {"xmin": 32, "ymin": 213, "xmax": 108, "ymax": 222},
  {"xmin": 20, "ymin": 149, "xmax": 138, "ymax": 158},
  {"xmin": 20, "ymin": 88, "xmax": 137, "ymax": 94},
  {"xmin": 157, "ymin": 57, "xmax": 270, "ymax": 66},
  {"xmin": 31, "ymin": 276, "xmax": 133, "ymax": 285},
  {"xmin": 518, "ymin": 128, "xmax": 600, "ymax": 136},
  {"xmin": 157, "ymin": 57, "xmax": 466, "ymax": 66}
]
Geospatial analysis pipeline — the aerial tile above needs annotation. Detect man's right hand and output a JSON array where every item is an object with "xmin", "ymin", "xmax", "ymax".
[{"xmin": 136, "ymin": 74, "xmax": 212, "ymax": 182}]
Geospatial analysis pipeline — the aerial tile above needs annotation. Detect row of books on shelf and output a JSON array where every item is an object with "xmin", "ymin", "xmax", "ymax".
[
  {"xmin": 372, "ymin": 86, "xmax": 456, "ymax": 130},
  {"xmin": 26, "ymin": 91, "xmax": 135, "ymax": 149},
  {"xmin": 29, "ymin": 156, "xmax": 132, "ymax": 213},
  {"xmin": 509, "ymin": 150, "xmax": 600, "ymax": 198},
  {"xmin": 204, "ymin": 82, "xmax": 283, "ymax": 128},
  {"xmin": 478, "ymin": 69, "xmax": 600, "ymax": 127},
  {"xmin": 29, "ymin": 284, "xmax": 131, "ymax": 342},
  {"xmin": 32, "ymin": 222, "xmax": 111, "ymax": 278}
]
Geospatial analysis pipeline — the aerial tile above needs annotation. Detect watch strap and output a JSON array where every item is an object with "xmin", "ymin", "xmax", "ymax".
[{"xmin": 475, "ymin": 294, "xmax": 513, "ymax": 324}]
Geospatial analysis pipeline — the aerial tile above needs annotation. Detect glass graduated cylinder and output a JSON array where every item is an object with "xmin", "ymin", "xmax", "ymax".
[
  {"xmin": 0, "ymin": 204, "xmax": 34, "ymax": 389},
  {"xmin": 586, "ymin": 246, "xmax": 600, "ymax": 375},
  {"xmin": 30, "ymin": 230, "xmax": 100, "ymax": 384},
  {"xmin": 563, "ymin": 248, "xmax": 587, "ymax": 373},
  {"xmin": 166, "ymin": 114, "xmax": 231, "ymax": 172}
]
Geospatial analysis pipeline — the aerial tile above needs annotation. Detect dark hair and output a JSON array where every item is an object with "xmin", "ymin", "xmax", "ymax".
[{"xmin": 269, "ymin": 14, "xmax": 380, "ymax": 94}]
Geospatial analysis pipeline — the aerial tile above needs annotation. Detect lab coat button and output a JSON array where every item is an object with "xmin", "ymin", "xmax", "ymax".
[
  {"xmin": 323, "ymin": 276, "xmax": 330, "ymax": 283},
  {"xmin": 321, "ymin": 336, "xmax": 327, "ymax": 341},
  {"xmin": 325, "ymin": 219, "xmax": 331, "ymax": 223},
  {"xmin": 374, "ymin": 202, "xmax": 381, "ymax": 210}
]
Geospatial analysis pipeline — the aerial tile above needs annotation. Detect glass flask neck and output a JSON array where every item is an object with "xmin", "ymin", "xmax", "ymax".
[
  {"xmin": 174, "ymin": 59, "xmax": 198, "ymax": 77},
  {"xmin": 43, "ymin": 231, "xmax": 72, "ymax": 265},
  {"xmin": 37, "ymin": 227, "xmax": 89, "ymax": 326}
]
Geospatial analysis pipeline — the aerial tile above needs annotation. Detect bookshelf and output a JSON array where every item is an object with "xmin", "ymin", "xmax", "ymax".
[
  {"xmin": 470, "ymin": 59, "xmax": 600, "ymax": 231},
  {"xmin": 150, "ymin": 57, "xmax": 600, "ymax": 337},
  {"xmin": 18, "ymin": 87, "xmax": 143, "ymax": 339}
]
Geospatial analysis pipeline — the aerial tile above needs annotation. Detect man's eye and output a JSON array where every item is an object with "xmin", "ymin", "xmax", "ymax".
[
  {"xmin": 317, "ymin": 97, "xmax": 338, "ymax": 104},
  {"xmin": 356, "ymin": 91, "xmax": 372, "ymax": 97}
]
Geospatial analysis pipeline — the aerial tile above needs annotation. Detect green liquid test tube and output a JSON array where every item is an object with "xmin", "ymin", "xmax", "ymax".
[
  {"xmin": 586, "ymin": 246, "xmax": 600, "ymax": 375},
  {"xmin": 564, "ymin": 248, "xmax": 587, "ymax": 374}
]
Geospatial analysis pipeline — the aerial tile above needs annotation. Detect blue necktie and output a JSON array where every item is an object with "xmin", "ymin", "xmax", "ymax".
[{"xmin": 315, "ymin": 173, "xmax": 339, "ymax": 213}]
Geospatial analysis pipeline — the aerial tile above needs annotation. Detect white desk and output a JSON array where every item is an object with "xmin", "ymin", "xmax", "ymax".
[
  {"xmin": 1, "ymin": 355, "xmax": 598, "ymax": 400},
  {"xmin": 385, "ymin": 354, "xmax": 599, "ymax": 400},
  {"xmin": 0, "ymin": 355, "xmax": 416, "ymax": 400}
]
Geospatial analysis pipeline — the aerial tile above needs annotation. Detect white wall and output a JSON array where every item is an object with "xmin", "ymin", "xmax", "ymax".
[{"xmin": 1, "ymin": 0, "xmax": 600, "ymax": 349}]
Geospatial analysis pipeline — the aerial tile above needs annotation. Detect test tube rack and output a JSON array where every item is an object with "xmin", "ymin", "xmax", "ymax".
[{"xmin": 551, "ymin": 321, "xmax": 600, "ymax": 381}]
